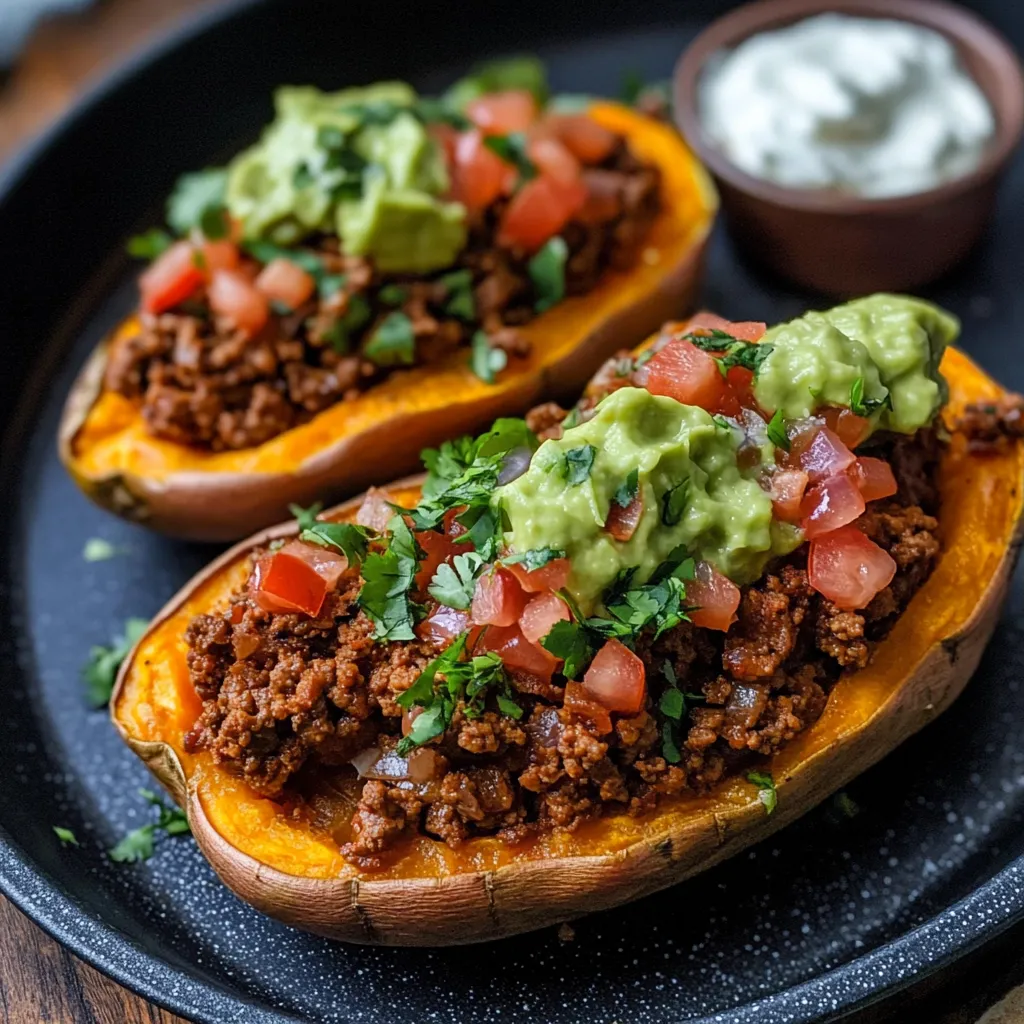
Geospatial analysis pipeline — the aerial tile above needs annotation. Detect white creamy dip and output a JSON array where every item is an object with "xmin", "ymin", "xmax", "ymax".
[{"xmin": 699, "ymin": 13, "xmax": 995, "ymax": 197}]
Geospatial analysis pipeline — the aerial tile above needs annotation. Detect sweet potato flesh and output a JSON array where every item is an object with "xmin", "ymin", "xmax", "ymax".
[
  {"xmin": 112, "ymin": 349, "xmax": 1024, "ymax": 882},
  {"xmin": 69, "ymin": 104, "xmax": 716, "ymax": 485}
]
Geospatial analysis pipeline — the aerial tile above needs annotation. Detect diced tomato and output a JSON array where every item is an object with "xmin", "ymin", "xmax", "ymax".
[
  {"xmin": 255, "ymin": 257, "xmax": 316, "ymax": 309},
  {"xmin": 680, "ymin": 313, "xmax": 766, "ymax": 343},
  {"xmin": 276, "ymin": 538, "xmax": 350, "ymax": 587},
  {"xmin": 849, "ymin": 457, "xmax": 898, "ymax": 503},
  {"xmin": 526, "ymin": 137, "xmax": 581, "ymax": 185},
  {"xmin": 442, "ymin": 506, "xmax": 469, "ymax": 539},
  {"xmin": 800, "ymin": 473, "xmax": 866, "ymax": 539},
  {"xmin": 417, "ymin": 604, "xmax": 470, "ymax": 646},
  {"xmin": 471, "ymin": 567, "xmax": 529, "ymax": 627},
  {"xmin": 685, "ymin": 561, "xmax": 740, "ymax": 632},
  {"xmin": 449, "ymin": 130, "xmax": 517, "ymax": 211},
  {"xmin": 582, "ymin": 639, "xmax": 646, "ymax": 714},
  {"xmin": 519, "ymin": 592, "xmax": 571, "ymax": 644},
  {"xmin": 139, "ymin": 240, "xmax": 204, "ymax": 314},
  {"xmin": 477, "ymin": 622, "xmax": 558, "ymax": 682},
  {"xmin": 725, "ymin": 365, "xmax": 756, "ymax": 410},
  {"xmin": 822, "ymin": 406, "xmax": 871, "ymax": 449},
  {"xmin": 798, "ymin": 427, "xmax": 856, "ymax": 483},
  {"xmin": 466, "ymin": 89, "xmax": 538, "ymax": 135},
  {"xmin": 354, "ymin": 488, "xmax": 394, "ymax": 532},
  {"xmin": 254, "ymin": 551, "xmax": 328, "ymax": 617},
  {"xmin": 199, "ymin": 239, "xmax": 240, "ymax": 275},
  {"xmin": 605, "ymin": 491, "xmax": 644, "ymax": 542},
  {"xmin": 539, "ymin": 114, "xmax": 618, "ymax": 164},
  {"xmin": 808, "ymin": 524, "xmax": 897, "ymax": 609},
  {"xmin": 208, "ymin": 269, "xmax": 269, "ymax": 337},
  {"xmin": 414, "ymin": 530, "xmax": 462, "ymax": 591},
  {"xmin": 563, "ymin": 680, "xmax": 612, "ymax": 735},
  {"xmin": 769, "ymin": 468, "xmax": 809, "ymax": 522},
  {"xmin": 497, "ymin": 174, "xmax": 586, "ymax": 252},
  {"xmin": 642, "ymin": 338, "xmax": 729, "ymax": 413},
  {"xmin": 506, "ymin": 556, "xmax": 571, "ymax": 593}
]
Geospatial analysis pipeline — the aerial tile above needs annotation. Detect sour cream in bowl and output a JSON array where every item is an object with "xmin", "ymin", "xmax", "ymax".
[{"xmin": 673, "ymin": 0, "xmax": 1024, "ymax": 294}]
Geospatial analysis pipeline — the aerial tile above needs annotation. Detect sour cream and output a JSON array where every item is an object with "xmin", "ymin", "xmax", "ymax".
[{"xmin": 699, "ymin": 13, "xmax": 995, "ymax": 197}]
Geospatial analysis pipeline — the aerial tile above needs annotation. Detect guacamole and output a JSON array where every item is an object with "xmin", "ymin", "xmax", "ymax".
[
  {"xmin": 497, "ymin": 388, "xmax": 799, "ymax": 610},
  {"xmin": 225, "ymin": 83, "xmax": 466, "ymax": 271},
  {"xmin": 755, "ymin": 294, "xmax": 957, "ymax": 433}
]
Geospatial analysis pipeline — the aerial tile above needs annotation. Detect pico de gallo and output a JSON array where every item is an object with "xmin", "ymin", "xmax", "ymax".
[
  {"xmin": 105, "ymin": 58, "xmax": 663, "ymax": 451},
  {"xmin": 184, "ymin": 295, "xmax": 956, "ymax": 866}
]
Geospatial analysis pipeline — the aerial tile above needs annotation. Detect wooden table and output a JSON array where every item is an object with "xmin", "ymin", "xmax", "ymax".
[{"xmin": 1, "ymin": 2, "xmax": 1023, "ymax": 1022}]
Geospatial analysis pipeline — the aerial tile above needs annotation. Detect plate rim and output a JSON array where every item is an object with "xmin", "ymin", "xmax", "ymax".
[{"xmin": 0, "ymin": 0, "xmax": 1023, "ymax": 1021}]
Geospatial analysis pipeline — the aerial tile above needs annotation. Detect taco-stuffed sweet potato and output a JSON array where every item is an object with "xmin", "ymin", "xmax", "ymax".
[
  {"xmin": 60, "ymin": 60, "xmax": 716, "ymax": 541},
  {"xmin": 113, "ymin": 294, "xmax": 1024, "ymax": 945}
]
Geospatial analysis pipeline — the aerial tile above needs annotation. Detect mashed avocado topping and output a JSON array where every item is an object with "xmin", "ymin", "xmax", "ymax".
[
  {"xmin": 225, "ymin": 82, "xmax": 466, "ymax": 270},
  {"xmin": 754, "ymin": 294, "xmax": 957, "ymax": 434},
  {"xmin": 497, "ymin": 388, "xmax": 798, "ymax": 610}
]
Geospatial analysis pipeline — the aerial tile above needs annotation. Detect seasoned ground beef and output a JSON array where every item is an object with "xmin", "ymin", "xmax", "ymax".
[
  {"xmin": 183, "ymin": 428, "xmax": 942, "ymax": 867},
  {"xmin": 107, "ymin": 141, "xmax": 661, "ymax": 452},
  {"xmin": 955, "ymin": 394, "xmax": 1024, "ymax": 452}
]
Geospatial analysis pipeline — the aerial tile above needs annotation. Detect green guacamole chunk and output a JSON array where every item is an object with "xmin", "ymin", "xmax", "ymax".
[
  {"xmin": 496, "ymin": 388, "xmax": 800, "ymax": 611},
  {"xmin": 754, "ymin": 294, "xmax": 958, "ymax": 434},
  {"xmin": 225, "ymin": 82, "xmax": 466, "ymax": 271}
]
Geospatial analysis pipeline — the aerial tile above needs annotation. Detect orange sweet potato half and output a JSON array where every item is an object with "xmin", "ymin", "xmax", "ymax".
[
  {"xmin": 60, "ymin": 104, "xmax": 716, "ymax": 542},
  {"xmin": 112, "ymin": 344, "xmax": 1024, "ymax": 945}
]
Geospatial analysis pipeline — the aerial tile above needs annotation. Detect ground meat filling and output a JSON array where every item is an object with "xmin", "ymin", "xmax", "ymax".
[
  {"xmin": 183, "ymin": 428, "xmax": 942, "ymax": 868},
  {"xmin": 106, "ymin": 141, "xmax": 661, "ymax": 452},
  {"xmin": 956, "ymin": 394, "xmax": 1024, "ymax": 452}
]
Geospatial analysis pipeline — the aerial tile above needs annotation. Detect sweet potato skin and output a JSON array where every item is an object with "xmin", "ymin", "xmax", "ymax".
[
  {"xmin": 112, "ymin": 347, "xmax": 1024, "ymax": 945},
  {"xmin": 60, "ymin": 103, "xmax": 718, "ymax": 541}
]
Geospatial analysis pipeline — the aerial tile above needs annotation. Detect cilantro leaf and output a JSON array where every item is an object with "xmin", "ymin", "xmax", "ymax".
[
  {"xmin": 437, "ymin": 269, "xmax": 475, "ymax": 321},
  {"xmin": 541, "ymin": 619, "xmax": 592, "ymax": 679},
  {"xmin": 849, "ymin": 376, "xmax": 892, "ymax": 417},
  {"xmin": 766, "ymin": 409, "xmax": 790, "ymax": 451},
  {"xmin": 613, "ymin": 468, "xmax": 640, "ymax": 509},
  {"xmin": 496, "ymin": 694, "xmax": 524, "ymax": 719},
  {"xmin": 378, "ymin": 283, "xmax": 408, "ymax": 307},
  {"xmin": 683, "ymin": 330, "xmax": 774, "ymax": 377},
  {"xmin": 621, "ymin": 69, "xmax": 645, "ymax": 106},
  {"xmin": 428, "ymin": 552, "xmax": 485, "ymax": 610},
  {"xmin": 563, "ymin": 445, "xmax": 597, "ymax": 486},
  {"xmin": 421, "ymin": 435, "xmax": 480, "ymax": 498},
  {"xmin": 126, "ymin": 228, "xmax": 173, "ymax": 260},
  {"xmin": 109, "ymin": 825, "xmax": 156, "ymax": 863},
  {"xmin": 502, "ymin": 547, "xmax": 565, "ymax": 572},
  {"xmin": 471, "ymin": 330, "xmax": 508, "ymax": 384},
  {"xmin": 662, "ymin": 720, "xmax": 682, "ymax": 763},
  {"xmin": 300, "ymin": 522, "xmax": 371, "ymax": 567},
  {"xmin": 445, "ymin": 56, "xmax": 549, "ymax": 110},
  {"xmin": 364, "ymin": 311, "xmax": 416, "ymax": 367},
  {"xmin": 83, "ymin": 617, "xmax": 149, "ymax": 708},
  {"xmin": 324, "ymin": 293, "xmax": 371, "ymax": 353},
  {"xmin": 528, "ymin": 237, "xmax": 568, "ymax": 313},
  {"xmin": 747, "ymin": 769, "xmax": 777, "ymax": 815},
  {"xmin": 658, "ymin": 687, "xmax": 685, "ymax": 720},
  {"xmin": 357, "ymin": 515, "xmax": 420, "ymax": 641},
  {"xmin": 661, "ymin": 479, "xmax": 688, "ymax": 526},
  {"xmin": 289, "ymin": 501, "xmax": 323, "ymax": 531},
  {"xmin": 166, "ymin": 168, "xmax": 228, "ymax": 236},
  {"xmin": 53, "ymin": 826, "xmax": 79, "ymax": 847}
]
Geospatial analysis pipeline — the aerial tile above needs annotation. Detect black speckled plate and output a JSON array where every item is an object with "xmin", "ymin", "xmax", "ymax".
[{"xmin": 2, "ymin": 1, "xmax": 1024, "ymax": 1021}]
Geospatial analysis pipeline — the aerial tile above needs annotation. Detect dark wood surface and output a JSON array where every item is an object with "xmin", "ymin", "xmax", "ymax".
[{"xmin": 0, "ymin": 2, "xmax": 1022, "ymax": 1022}]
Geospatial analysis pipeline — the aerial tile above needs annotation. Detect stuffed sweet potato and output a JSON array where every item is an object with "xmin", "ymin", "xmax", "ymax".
[
  {"xmin": 60, "ymin": 61, "xmax": 716, "ymax": 541},
  {"xmin": 113, "ymin": 295, "xmax": 1024, "ymax": 944}
]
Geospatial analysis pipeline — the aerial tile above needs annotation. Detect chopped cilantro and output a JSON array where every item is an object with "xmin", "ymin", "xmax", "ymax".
[
  {"xmin": 712, "ymin": 414, "xmax": 734, "ymax": 431},
  {"xmin": 658, "ymin": 687, "xmax": 685, "ymax": 720},
  {"xmin": 126, "ymin": 228, "xmax": 173, "ymax": 260},
  {"xmin": 528, "ymin": 237, "xmax": 568, "ymax": 313},
  {"xmin": 364, "ymin": 311, "xmax": 416, "ymax": 367},
  {"xmin": 83, "ymin": 538, "xmax": 124, "ymax": 562},
  {"xmin": 684, "ymin": 330, "xmax": 774, "ymax": 377},
  {"xmin": 542, "ymin": 619, "xmax": 592, "ymax": 679},
  {"xmin": 502, "ymin": 547, "xmax": 565, "ymax": 572},
  {"xmin": 832, "ymin": 790, "xmax": 860, "ymax": 819},
  {"xmin": 661, "ymin": 479, "xmax": 688, "ymax": 526},
  {"xmin": 53, "ymin": 826, "xmax": 79, "ymax": 847},
  {"xmin": 300, "ymin": 522, "xmax": 370, "ymax": 567},
  {"xmin": 661, "ymin": 720, "xmax": 682, "ymax": 763},
  {"xmin": 324, "ymin": 293, "xmax": 371, "ymax": 353},
  {"xmin": 166, "ymin": 168, "xmax": 228, "ymax": 236},
  {"xmin": 562, "ymin": 406, "xmax": 582, "ymax": 430},
  {"xmin": 83, "ymin": 617, "xmax": 149, "ymax": 708},
  {"xmin": 612, "ymin": 468, "xmax": 640, "ymax": 509},
  {"xmin": 563, "ymin": 445, "xmax": 597, "ymax": 486},
  {"xmin": 483, "ymin": 132, "xmax": 537, "ymax": 180},
  {"xmin": 620, "ymin": 69, "xmax": 645, "ymax": 106},
  {"xmin": 198, "ymin": 204, "xmax": 230, "ymax": 241},
  {"xmin": 357, "ymin": 515, "xmax": 421, "ymax": 641},
  {"xmin": 109, "ymin": 789, "xmax": 190, "ymax": 863},
  {"xmin": 428, "ymin": 552, "xmax": 485, "ymax": 610},
  {"xmin": 766, "ymin": 409, "xmax": 790, "ymax": 451},
  {"xmin": 849, "ymin": 376, "xmax": 892, "ymax": 417},
  {"xmin": 437, "ymin": 269, "xmax": 475, "ymax": 321},
  {"xmin": 445, "ymin": 56, "xmax": 549, "ymax": 111},
  {"xmin": 747, "ymin": 769, "xmax": 777, "ymax": 815},
  {"xmin": 378, "ymin": 283, "xmax": 408, "ymax": 307},
  {"xmin": 470, "ymin": 330, "xmax": 508, "ymax": 384}
]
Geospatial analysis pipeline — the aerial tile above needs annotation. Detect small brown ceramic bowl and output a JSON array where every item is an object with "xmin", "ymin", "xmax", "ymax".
[{"xmin": 674, "ymin": 0, "xmax": 1024, "ymax": 296}]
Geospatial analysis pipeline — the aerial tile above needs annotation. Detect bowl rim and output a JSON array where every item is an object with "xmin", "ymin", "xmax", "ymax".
[{"xmin": 673, "ymin": 0, "xmax": 1024, "ymax": 214}]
